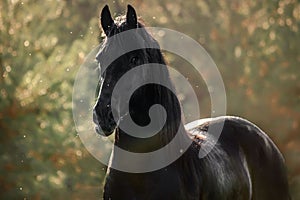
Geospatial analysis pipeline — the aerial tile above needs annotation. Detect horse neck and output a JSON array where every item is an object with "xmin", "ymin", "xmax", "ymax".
[{"xmin": 114, "ymin": 68, "xmax": 184, "ymax": 153}]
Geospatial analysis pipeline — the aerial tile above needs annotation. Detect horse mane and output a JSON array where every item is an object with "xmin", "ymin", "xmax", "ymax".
[{"xmin": 134, "ymin": 23, "xmax": 184, "ymax": 147}]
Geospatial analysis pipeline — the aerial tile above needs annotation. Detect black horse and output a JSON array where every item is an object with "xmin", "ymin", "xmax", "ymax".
[{"xmin": 92, "ymin": 5, "xmax": 290, "ymax": 200}]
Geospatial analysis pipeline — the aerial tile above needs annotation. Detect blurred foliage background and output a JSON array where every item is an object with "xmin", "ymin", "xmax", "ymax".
[{"xmin": 0, "ymin": 0, "xmax": 299, "ymax": 199}]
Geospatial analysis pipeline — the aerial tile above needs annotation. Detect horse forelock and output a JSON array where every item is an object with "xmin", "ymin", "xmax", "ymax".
[{"xmin": 97, "ymin": 20, "xmax": 161, "ymax": 77}]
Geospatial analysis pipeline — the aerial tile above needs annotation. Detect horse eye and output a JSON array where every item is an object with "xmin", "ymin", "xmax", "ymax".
[{"xmin": 130, "ymin": 56, "xmax": 139, "ymax": 65}]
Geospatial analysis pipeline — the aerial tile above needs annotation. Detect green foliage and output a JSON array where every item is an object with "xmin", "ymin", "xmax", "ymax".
[
  {"xmin": 0, "ymin": 0, "xmax": 299, "ymax": 199},
  {"xmin": 0, "ymin": 0, "xmax": 104, "ymax": 199}
]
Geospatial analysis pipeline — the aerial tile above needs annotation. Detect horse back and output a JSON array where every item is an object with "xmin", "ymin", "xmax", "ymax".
[{"xmin": 187, "ymin": 116, "xmax": 290, "ymax": 200}]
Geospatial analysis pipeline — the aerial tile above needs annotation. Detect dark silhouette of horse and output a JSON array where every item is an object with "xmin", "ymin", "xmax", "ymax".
[{"xmin": 92, "ymin": 5, "xmax": 290, "ymax": 200}]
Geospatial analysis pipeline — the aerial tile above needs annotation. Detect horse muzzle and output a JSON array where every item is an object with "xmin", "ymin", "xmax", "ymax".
[{"xmin": 93, "ymin": 109, "xmax": 116, "ymax": 136}]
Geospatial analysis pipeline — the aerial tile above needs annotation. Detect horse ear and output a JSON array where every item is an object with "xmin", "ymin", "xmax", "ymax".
[
  {"xmin": 126, "ymin": 4, "xmax": 138, "ymax": 28},
  {"xmin": 100, "ymin": 5, "xmax": 114, "ymax": 35}
]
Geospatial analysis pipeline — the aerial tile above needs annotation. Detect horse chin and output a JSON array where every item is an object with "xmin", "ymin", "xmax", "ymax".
[{"xmin": 94, "ymin": 125, "xmax": 115, "ymax": 136}]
